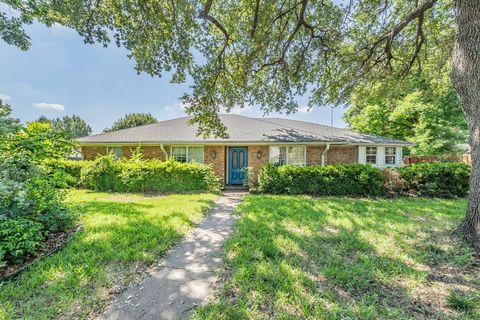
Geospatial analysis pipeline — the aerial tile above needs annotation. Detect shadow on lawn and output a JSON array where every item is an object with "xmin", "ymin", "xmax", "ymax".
[
  {"xmin": 1, "ymin": 196, "xmax": 215, "ymax": 319},
  {"xmin": 197, "ymin": 195, "xmax": 474, "ymax": 319}
]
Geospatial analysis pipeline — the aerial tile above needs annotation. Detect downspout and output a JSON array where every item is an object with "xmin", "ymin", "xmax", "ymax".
[
  {"xmin": 160, "ymin": 144, "xmax": 169, "ymax": 159},
  {"xmin": 321, "ymin": 143, "xmax": 330, "ymax": 166}
]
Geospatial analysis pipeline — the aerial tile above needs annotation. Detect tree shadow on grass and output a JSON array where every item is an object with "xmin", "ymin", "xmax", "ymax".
[
  {"xmin": 0, "ymin": 196, "xmax": 215, "ymax": 319},
  {"xmin": 197, "ymin": 195, "xmax": 474, "ymax": 319}
]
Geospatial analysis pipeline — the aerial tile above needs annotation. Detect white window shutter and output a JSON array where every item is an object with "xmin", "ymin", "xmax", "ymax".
[
  {"xmin": 358, "ymin": 146, "xmax": 366, "ymax": 164},
  {"xmin": 377, "ymin": 146, "xmax": 385, "ymax": 167},
  {"xmin": 396, "ymin": 147, "xmax": 403, "ymax": 166}
]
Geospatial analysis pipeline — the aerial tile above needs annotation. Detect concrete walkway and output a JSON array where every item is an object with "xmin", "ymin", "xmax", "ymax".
[{"xmin": 100, "ymin": 191, "xmax": 245, "ymax": 320}]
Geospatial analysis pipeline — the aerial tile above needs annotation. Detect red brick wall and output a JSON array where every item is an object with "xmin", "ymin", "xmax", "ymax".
[
  {"xmin": 306, "ymin": 145, "xmax": 325, "ymax": 165},
  {"xmin": 141, "ymin": 146, "xmax": 169, "ymax": 160},
  {"xmin": 81, "ymin": 146, "xmax": 107, "ymax": 160},
  {"xmin": 326, "ymin": 146, "xmax": 358, "ymax": 165},
  {"xmin": 204, "ymin": 146, "xmax": 226, "ymax": 184},
  {"xmin": 247, "ymin": 145, "xmax": 269, "ymax": 183}
]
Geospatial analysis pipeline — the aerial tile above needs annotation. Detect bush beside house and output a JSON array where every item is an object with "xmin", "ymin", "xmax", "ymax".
[
  {"xmin": 257, "ymin": 163, "xmax": 385, "ymax": 196},
  {"xmin": 257, "ymin": 162, "xmax": 471, "ymax": 198},
  {"xmin": 80, "ymin": 155, "xmax": 221, "ymax": 193},
  {"xmin": 398, "ymin": 162, "xmax": 470, "ymax": 198}
]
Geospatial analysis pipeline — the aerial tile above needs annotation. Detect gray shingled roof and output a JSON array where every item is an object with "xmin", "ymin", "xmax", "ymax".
[{"xmin": 77, "ymin": 114, "xmax": 412, "ymax": 145}]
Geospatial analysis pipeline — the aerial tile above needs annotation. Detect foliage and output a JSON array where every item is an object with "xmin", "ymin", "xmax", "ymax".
[
  {"xmin": 0, "ymin": 190, "xmax": 216, "ymax": 319},
  {"xmin": 80, "ymin": 155, "xmax": 221, "ymax": 193},
  {"xmin": 381, "ymin": 168, "xmax": 405, "ymax": 196},
  {"xmin": 257, "ymin": 162, "xmax": 471, "ymax": 198},
  {"xmin": 398, "ymin": 162, "xmax": 471, "ymax": 198},
  {"xmin": 42, "ymin": 159, "xmax": 88, "ymax": 188},
  {"xmin": 80, "ymin": 154, "xmax": 122, "ymax": 191},
  {"xmin": 0, "ymin": 218, "xmax": 44, "ymax": 265},
  {"xmin": 0, "ymin": 1, "xmax": 453, "ymax": 136},
  {"xmin": 0, "ymin": 99, "xmax": 21, "ymax": 136},
  {"xmin": 103, "ymin": 113, "xmax": 157, "ymax": 132},
  {"xmin": 1, "ymin": 122, "xmax": 73, "ymax": 163},
  {"xmin": 36, "ymin": 115, "xmax": 92, "ymax": 139},
  {"xmin": 257, "ymin": 163, "xmax": 385, "ymax": 196},
  {"xmin": 195, "ymin": 195, "xmax": 477, "ymax": 319},
  {"xmin": 0, "ymin": 122, "xmax": 75, "ymax": 266},
  {"xmin": 344, "ymin": 73, "xmax": 468, "ymax": 156}
]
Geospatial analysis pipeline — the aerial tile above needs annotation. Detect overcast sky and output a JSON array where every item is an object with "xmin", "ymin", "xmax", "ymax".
[{"xmin": 0, "ymin": 22, "xmax": 346, "ymax": 134}]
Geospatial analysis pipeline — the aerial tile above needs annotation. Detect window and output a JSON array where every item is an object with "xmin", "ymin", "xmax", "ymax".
[
  {"xmin": 107, "ymin": 147, "xmax": 123, "ymax": 160},
  {"xmin": 366, "ymin": 146, "xmax": 377, "ymax": 164},
  {"xmin": 171, "ymin": 146, "xmax": 204, "ymax": 163},
  {"xmin": 269, "ymin": 146, "xmax": 306, "ymax": 166},
  {"xmin": 385, "ymin": 147, "xmax": 396, "ymax": 165}
]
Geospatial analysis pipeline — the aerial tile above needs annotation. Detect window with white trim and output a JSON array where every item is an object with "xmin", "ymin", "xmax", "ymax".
[
  {"xmin": 107, "ymin": 147, "xmax": 123, "ymax": 160},
  {"xmin": 385, "ymin": 147, "xmax": 396, "ymax": 165},
  {"xmin": 171, "ymin": 146, "xmax": 204, "ymax": 163},
  {"xmin": 366, "ymin": 146, "xmax": 377, "ymax": 164},
  {"xmin": 269, "ymin": 146, "xmax": 306, "ymax": 166}
]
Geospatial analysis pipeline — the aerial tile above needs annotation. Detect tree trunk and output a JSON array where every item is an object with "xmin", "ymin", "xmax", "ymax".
[{"xmin": 451, "ymin": 0, "xmax": 480, "ymax": 250}]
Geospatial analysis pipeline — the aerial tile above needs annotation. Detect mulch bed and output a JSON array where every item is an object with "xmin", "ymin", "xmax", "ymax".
[{"xmin": 0, "ymin": 225, "xmax": 83, "ymax": 282}]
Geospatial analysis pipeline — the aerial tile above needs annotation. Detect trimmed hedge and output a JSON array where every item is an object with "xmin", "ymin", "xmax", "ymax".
[
  {"xmin": 258, "ymin": 163, "xmax": 385, "ymax": 196},
  {"xmin": 257, "ymin": 162, "xmax": 471, "ymax": 198},
  {"xmin": 80, "ymin": 155, "xmax": 221, "ymax": 193},
  {"xmin": 43, "ymin": 159, "xmax": 87, "ymax": 188},
  {"xmin": 398, "ymin": 162, "xmax": 470, "ymax": 198}
]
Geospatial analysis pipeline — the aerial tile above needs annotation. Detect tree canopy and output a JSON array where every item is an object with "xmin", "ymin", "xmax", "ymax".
[
  {"xmin": 344, "ymin": 69, "xmax": 467, "ymax": 156},
  {"xmin": 1, "ymin": 0, "xmax": 450, "ymax": 137},
  {"xmin": 0, "ymin": 99, "xmax": 21, "ymax": 136},
  {"xmin": 103, "ymin": 113, "xmax": 157, "ymax": 132},
  {"xmin": 36, "ymin": 115, "xmax": 92, "ymax": 139}
]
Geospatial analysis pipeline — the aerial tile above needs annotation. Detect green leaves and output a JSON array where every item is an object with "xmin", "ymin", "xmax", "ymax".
[
  {"xmin": 0, "ymin": 0, "xmax": 454, "ymax": 137},
  {"xmin": 103, "ymin": 113, "xmax": 157, "ymax": 132}
]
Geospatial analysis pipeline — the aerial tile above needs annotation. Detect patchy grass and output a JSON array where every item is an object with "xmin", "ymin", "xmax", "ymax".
[
  {"xmin": 0, "ymin": 190, "xmax": 216, "ymax": 319},
  {"xmin": 195, "ymin": 196, "xmax": 480, "ymax": 319}
]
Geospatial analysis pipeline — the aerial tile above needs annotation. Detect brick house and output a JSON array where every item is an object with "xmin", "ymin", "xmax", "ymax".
[{"xmin": 78, "ymin": 114, "xmax": 412, "ymax": 186}]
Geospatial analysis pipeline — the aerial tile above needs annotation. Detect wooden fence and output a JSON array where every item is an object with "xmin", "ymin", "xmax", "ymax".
[{"xmin": 403, "ymin": 155, "xmax": 472, "ymax": 165}]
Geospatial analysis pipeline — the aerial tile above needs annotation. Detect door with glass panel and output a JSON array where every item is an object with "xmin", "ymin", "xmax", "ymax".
[{"xmin": 228, "ymin": 147, "xmax": 248, "ymax": 185}]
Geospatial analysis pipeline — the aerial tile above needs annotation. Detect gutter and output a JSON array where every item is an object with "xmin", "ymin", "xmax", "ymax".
[
  {"xmin": 321, "ymin": 143, "xmax": 331, "ymax": 166},
  {"xmin": 160, "ymin": 144, "xmax": 169, "ymax": 159}
]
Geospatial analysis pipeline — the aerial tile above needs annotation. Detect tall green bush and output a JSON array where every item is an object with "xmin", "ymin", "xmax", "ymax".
[
  {"xmin": 0, "ymin": 122, "xmax": 75, "ymax": 266},
  {"xmin": 80, "ymin": 155, "xmax": 221, "ymax": 193},
  {"xmin": 398, "ymin": 162, "xmax": 470, "ymax": 198},
  {"xmin": 258, "ymin": 163, "xmax": 385, "ymax": 196},
  {"xmin": 43, "ymin": 159, "xmax": 88, "ymax": 188}
]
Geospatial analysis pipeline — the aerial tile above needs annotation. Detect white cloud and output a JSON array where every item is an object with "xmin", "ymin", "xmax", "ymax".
[
  {"xmin": 297, "ymin": 106, "xmax": 311, "ymax": 113},
  {"xmin": 33, "ymin": 102, "xmax": 65, "ymax": 111},
  {"xmin": 163, "ymin": 101, "xmax": 190, "ymax": 112},
  {"xmin": 0, "ymin": 93, "xmax": 12, "ymax": 101},
  {"xmin": 223, "ymin": 103, "xmax": 253, "ymax": 114}
]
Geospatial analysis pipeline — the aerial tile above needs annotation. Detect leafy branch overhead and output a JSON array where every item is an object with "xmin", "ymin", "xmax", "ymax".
[{"xmin": 0, "ymin": 0, "xmax": 450, "ymax": 137}]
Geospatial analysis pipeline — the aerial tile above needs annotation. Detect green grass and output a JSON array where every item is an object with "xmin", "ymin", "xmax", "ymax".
[
  {"xmin": 195, "ymin": 195, "xmax": 479, "ymax": 320},
  {"xmin": 0, "ymin": 190, "xmax": 216, "ymax": 319}
]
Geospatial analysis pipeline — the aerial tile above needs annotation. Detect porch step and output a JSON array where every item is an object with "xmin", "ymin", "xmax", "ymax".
[{"xmin": 224, "ymin": 185, "xmax": 248, "ymax": 191}]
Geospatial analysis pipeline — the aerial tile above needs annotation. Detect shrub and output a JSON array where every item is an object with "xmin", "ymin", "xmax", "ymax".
[
  {"xmin": 381, "ymin": 169, "xmax": 405, "ymax": 196},
  {"xmin": 257, "ymin": 163, "xmax": 385, "ymax": 196},
  {"xmin": 81, "ymin": 155, "xmax": 122, "ymax": 191},
  {"xmin": 43, "ymin": 159, "xmax": 88, "ymax": 188},
  {"xmin": 0, "ymin": 218, "xmax": 44, "ymax": 265},
  {"xmin": 81, "ymin": 155, "xmax": 221, "ymax": 193},
  {"xmin": 398, "ymin": 162, "xmax": 470, "ymax": 198}
]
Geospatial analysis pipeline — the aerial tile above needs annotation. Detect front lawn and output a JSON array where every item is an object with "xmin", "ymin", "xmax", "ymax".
[
  {"xmin": 195, "ymin": 196, "xmax": 479, "ymax": 319},
  {"xmin": 0, "ymin": 190, "xmax": 216, "ymax": 319}
]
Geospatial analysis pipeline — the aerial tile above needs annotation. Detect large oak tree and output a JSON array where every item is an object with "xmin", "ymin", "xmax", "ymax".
[{"xmin": 2, "ymin": 0, "xmax": 480, "ymax": 248}]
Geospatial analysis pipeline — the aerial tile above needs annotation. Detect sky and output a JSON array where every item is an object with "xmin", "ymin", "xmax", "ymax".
[{"xmin": 0, "ymin": 21, "xmax": 346, "ymax": 134}]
